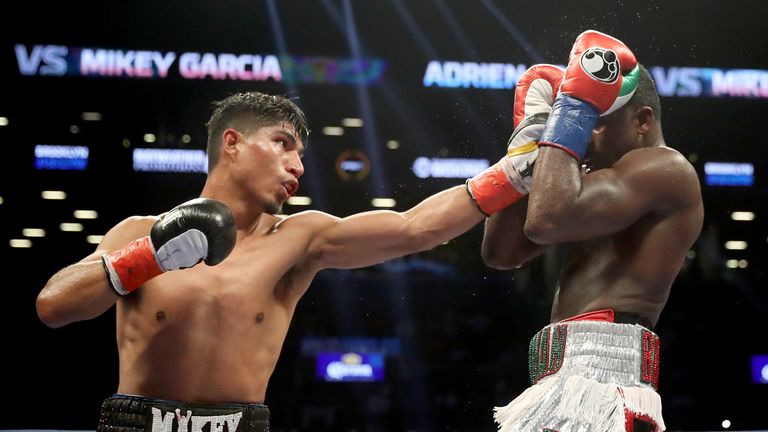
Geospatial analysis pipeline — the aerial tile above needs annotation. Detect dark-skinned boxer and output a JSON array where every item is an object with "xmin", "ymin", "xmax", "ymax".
[{"xmin": 484, "ymin": 31, "xmax": 703, "ymax": 432}]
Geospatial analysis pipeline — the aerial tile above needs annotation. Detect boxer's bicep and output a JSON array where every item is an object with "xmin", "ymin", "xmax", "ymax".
[
  {"xmin": 564, "ymin": 148, "xmax": 688, "ymax": 240},
  {"xmin": 308, "ymin": 209, "xmax": 418, "ymax": 270}
]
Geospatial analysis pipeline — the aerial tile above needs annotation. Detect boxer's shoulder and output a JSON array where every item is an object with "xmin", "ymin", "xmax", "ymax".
[
  {"xmin": 614, "ymin": 145, "xmax": 698, "ymax": 186},
  {"xmin": 98, "ymin": 215, "xmax": 159, "ymax": 251},
  {"xmin": 268, "ymin": 211, "xmax": 340, "ymax": 243}
]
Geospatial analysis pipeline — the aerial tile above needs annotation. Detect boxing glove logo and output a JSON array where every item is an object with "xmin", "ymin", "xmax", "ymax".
[{"xmin": 579, "ymin": 47, "xmax": 619, "ymax": 83}]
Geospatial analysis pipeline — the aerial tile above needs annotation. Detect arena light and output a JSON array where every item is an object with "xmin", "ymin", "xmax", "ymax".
[
  {"xmin": 22, "ymin": 228, "xmax": 46, "ymax": 238},
  {"xmin": 731, "ymin": 211, "xmax": 755, "ymax": 221},
  {"xmin": 133, "ymin": 148, "xmax": 207, "ymax": 173},
  {"xmin": 412, "ymin": 157, "xmax": 489, "ymax": 179},
  {"xmin": 81, "ymin": 112, "xmax": 102, "ymax": 121},
  {"xmin": 752, "ymin": 354, "xmax": 768, "ymax": 384},
  {"xmin": 322, "ymin": 127, "xmax": 344, "ymax": 136},
  {"xmin": 371, "ymin": 198, "xmax": 396, "ymax": 208},
  {"xmin": 9, "ymin": 239, "xmax": 32, "ymax": 248},
  {"xmin": 41, "ymin": 190, "xmax": 67, "ymax": 200},
  {"xmin": 721, "ymin": 419, "xmax": 731, "ymax": 429},
  {"xmin": 86, "ymin": 235, "xmax": 104, "ymax": 244},
  {"xmin": 0, "ymin": 196, "xmax": 4, "ymax": 204},
  {"xmin": 0, "ymin": 117, "xmax": 8, "ymax": 126},
  {"xmin": 143, "ymin": 133, "xmax": 157, "ymax": 143},
  {"xmin": 341, "ymin": 118, "xmax": 363, "ymax": 127},
  {"xmin": 287, "ymin": 196, "xmax": 312, "ymax": 206},
  {"xmin": 315, "ymin": 352, "xmax": 384, "ymax": 382},
  {"xmin": 724, "ymin": 241, "xmax": 748, "ymax": 250},
  {"xmin": 181, "ymin": 134, "xmax": 192, "ymax": 143},
  {"xmin": 386, "ymin": 140, "xmax": 400, "ymax": 149},
  {"xmin": 726, "ymin": 259, "xmax": 750, "ymax": 269},
  {"xmin": 704, "ymin": 162, "xmax": 754, "ymax": 186},
  {"xmin": 74, "ymin": 210, "xmax": 98, "ymax": 219},
  {"xmin": 335, "ymin": 150, "xmax": 370, "ymax": 182},
  {"xmin": 35, "ymin": 145, "xmax": 89, "ymax": 171},
  {"xmin": 60, "ymin": 223, "xmax": 84, "ymax": 232},
  {"xmin": 69, "ymin": 125, "xmax": 80, "ymax": 134}
]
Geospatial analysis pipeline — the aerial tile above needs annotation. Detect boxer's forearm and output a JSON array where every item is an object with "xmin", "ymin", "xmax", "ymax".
[
  {"xmin": 311, "ymin": 186, "xmax": 484, "ymax": 270},
  {"xmin": 482, "ymin": 197, "xmax": 547, "ymax": 269},
  {"xmin": 400, "ymin": 185, "xmax": 486, "ymax": 249},
  {"xmin": 36, "ymin": 252, "xmax": 119, "ymax": 328},
  {"xmin": 525, "ymin": 147, "xmax": 584, "ymax": 244}
]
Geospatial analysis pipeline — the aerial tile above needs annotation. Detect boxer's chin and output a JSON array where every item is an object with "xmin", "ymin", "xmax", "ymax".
[{"xmin": 264, "ymin": 200, "xmax": 284, "ymax": 215}]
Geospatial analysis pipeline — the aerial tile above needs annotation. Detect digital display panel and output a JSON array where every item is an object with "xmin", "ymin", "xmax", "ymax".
[{"xmin": 315, "ymin": 352, "xmax": 385, "ymax": 382}]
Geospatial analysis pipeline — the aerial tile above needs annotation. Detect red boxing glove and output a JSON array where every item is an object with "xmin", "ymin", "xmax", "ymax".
[
  {"xmin": 513, "ymin": 64, "xmax": 564, "ymax": 127},
  {"xmin": 561, "ymin": 30, "xmax": 639, "ymax": 115},
  {"xmin": 539, "ymin": 30, "xmax": 640, "ymax": 160},
  {"xmin": 466, "ymin": 65, "xmax": 563, "ymax": 216}
]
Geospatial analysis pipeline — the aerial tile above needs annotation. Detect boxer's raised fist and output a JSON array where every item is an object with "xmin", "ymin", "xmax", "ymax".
[
  {"xmin": 539, "ymin": 30, "xmax": 640, "ymax": 160},
  {"xmin": 102, "ymin": 198, "xmax": 236, "ymax": 295}
]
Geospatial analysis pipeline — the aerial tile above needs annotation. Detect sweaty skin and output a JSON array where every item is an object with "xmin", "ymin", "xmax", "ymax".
[
  {"xmin": 482, "ymin": 104, "xmax": 704, "ymax": 327},
  {"xmin": 37, "ymin": 123, "xmax": 485, "ymax": 404}
]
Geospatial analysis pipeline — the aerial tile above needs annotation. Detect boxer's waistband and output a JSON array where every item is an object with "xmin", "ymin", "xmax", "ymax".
[
  {"xmin": 97, "ymin": 394, "xmax": 270, "ymax": 432},
  {"xmin": 560, "ymin": 308, "xmax": 654, "ymax": 330},
  {"xmin": 529, "ymin": 310, "xmax": 661, "ymax": 390}
]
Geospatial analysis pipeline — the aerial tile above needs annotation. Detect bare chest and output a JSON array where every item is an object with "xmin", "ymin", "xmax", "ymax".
[
  {"xmin": 569, "ymin": 212, "xmax": 682, "ymax": 271},
  {"xmin": 128, "ymin": 232, "xmax": 312, "ymax": 328}
]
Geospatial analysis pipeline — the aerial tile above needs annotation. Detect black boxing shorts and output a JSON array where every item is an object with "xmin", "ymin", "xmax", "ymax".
[{"xmin": 97, "ymin": 394, "xmax": 270, "ymax": 432}]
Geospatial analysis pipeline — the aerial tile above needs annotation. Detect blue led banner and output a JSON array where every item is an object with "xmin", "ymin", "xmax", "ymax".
[
  {"xmin": 133, "ymin": 148, "xmax": 208, "ymax": 173},
  {"xmin": 34, "ymin": 145, "xmax": 89, "ymax": 171},
  {"xmin": 651, "ymin": 66, "xmax": 768, "ymax": 98},
  {"xmin": 422, "ymin": 60, "xmax": 768, "ymax": 98},
  {"xmin": 704, "ymin": 162, "xmax": 754, "ymax": 187},
  {"xmin": 14, "ymin": 44, "xmax": 767, "ymax": 97},
  {"xmin": 14, "ymin": 44, "xmax": 386, "ymax": 85},
  {"xmin": 412, "ymin": 157, "xmax": 489, "ymax": 179}
]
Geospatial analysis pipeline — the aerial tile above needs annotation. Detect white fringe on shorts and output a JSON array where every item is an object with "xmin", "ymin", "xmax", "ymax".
[{"xmin": 495, "ymin": 321, "xmax": 665, "ymax": 432}]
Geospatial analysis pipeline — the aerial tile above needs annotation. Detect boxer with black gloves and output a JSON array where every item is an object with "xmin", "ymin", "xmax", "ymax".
[
  {"xmin": 483, "ymin": 31, "xmax": 703, "ymax": 432},
  {"xmin": 102, "ymin": 198, "xmax": 236, "ymax": 295},
  {"xmin": 36, "ymin": 91, "xmax": 503, "ymax": 432}
]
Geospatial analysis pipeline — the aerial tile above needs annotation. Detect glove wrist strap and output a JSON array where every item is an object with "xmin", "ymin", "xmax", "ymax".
[
  {"xmin": 102, "ymin": 236, "xmax": 163, "ymax": 296},
  {"xmin": 466, "ymin": 166, "xmax": 527, "ymax": 216},
  {"xmin": 538, "ymin": 93, "xmax": 599, "ymax": 160}
]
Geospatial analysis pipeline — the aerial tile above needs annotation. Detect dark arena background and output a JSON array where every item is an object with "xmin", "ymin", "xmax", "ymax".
[{"xmin": 2, "ymin": 0, "xmax": 767, "ymax": 431}]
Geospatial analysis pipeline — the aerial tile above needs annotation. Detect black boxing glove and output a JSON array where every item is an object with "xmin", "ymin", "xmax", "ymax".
[{"xmin": 102, "ymin": 198, "xmax": 237, "ymax": 295}]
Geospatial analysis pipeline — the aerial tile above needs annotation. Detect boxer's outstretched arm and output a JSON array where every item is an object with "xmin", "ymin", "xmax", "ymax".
[
  {"xmin": 36, "ymin": 217, "xmax": 153, "ymax": 328},
  {"xmin": 481, "ymin": 197, "xmax": 548, "ymax": 270},
  {"xmin": 308, "ymin": 185, "xmax": 484, "ymax": 270}
]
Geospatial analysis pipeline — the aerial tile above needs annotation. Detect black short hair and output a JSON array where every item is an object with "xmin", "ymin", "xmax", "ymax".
[
  {"xmin": 628, "ymin": 64, "xmax": 662, "ymax": 122},
  {"xmin": 205, "ymin": 92, "xmax": 309, "ymax": 169}
]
